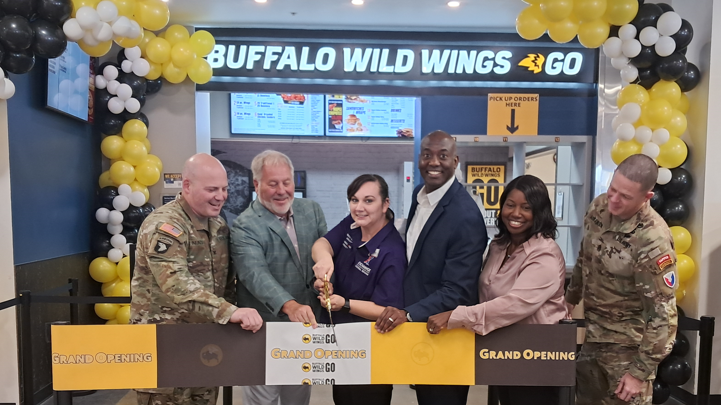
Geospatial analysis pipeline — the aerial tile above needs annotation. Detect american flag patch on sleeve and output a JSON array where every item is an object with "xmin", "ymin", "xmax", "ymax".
[{"xmin": 159, "ymin": 223, "xmax": 183, "ymax": 238}]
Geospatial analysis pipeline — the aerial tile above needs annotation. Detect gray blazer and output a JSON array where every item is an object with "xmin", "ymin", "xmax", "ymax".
[{"xmin": 231, "ymin": 198, "xmax": 327, "ymax": 321}]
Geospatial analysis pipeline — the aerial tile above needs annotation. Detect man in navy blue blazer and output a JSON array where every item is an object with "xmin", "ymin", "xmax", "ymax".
[{"xmin": 376, "ymin": 130, "xmax": 488, "ymax": 405}]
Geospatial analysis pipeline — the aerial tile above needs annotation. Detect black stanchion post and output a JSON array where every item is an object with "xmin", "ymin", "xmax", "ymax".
[
  {"xmin": 487, "ymin": 386, "xmax": 499, "ymax": 405},
  {"xmin": 19, "ymin": 290, "xmax": 34, "ymax": 405},
  {"xmin": 696, "ymin": 316, "xmax": 715, "ymax": 405},
  {"xmin": 223, "ymin": 386, "xmax": 233, "ymax": 405},
  {"xmin": 129, "ymin": 243, "xmax": 136, "ymax": 282},
  {"xmin": 69, "ymin": 278, "xmax": 79, "ymax": 325}
]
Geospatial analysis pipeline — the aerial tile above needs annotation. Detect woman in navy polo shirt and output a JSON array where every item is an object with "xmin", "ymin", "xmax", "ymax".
[{"xmin": 312, "ymin": 174, "xmax": 406, "ymax": 405}]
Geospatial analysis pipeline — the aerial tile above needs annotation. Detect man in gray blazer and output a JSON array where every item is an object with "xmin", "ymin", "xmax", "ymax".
[{"xmin": 231, "ymin": 150, "xmax": 327, "ymax": 405}]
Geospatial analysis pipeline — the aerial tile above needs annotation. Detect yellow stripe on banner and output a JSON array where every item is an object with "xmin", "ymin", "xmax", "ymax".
[
  {"xmin": 51, "ymin": 325, "xmax": 158, "ymax": 390},
  {"xmin": 370, "ymin": 323, "xmax": 475, "ymax": 385}
]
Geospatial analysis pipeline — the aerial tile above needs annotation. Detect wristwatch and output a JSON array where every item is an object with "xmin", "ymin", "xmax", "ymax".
[
  {"xmin": 341, "ymin": 297, "xmax": 351, "ymax": 312},
  {"xmin": 405, "ymin": 311, "xmax": 413, "ymax": 322}
]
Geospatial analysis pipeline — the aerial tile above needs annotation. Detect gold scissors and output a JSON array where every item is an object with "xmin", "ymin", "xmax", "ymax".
[{"xmin": 324, "ymin": 274, "xmax": 337, "ymax": 343}]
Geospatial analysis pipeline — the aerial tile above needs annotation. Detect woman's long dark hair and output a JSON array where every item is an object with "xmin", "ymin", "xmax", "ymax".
[
  {"xmin": 495, "ymin": 174, "xmax": 557, "ymax": 243},
  {"xmin": 347, "ymin": 174, "xmax": 393, "ymax": 221}
]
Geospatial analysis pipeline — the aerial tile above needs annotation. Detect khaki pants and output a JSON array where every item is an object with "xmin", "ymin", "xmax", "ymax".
[
  {"xmin": 576, "ymin": 343, "xmax": 653, "ymax": 405},
  {"xmin": 136, "ymin": 387, "xmax": 219, "ymax": 405}
]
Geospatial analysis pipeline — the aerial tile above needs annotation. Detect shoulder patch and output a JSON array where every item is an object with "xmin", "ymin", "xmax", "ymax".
[
  {"xmin": 656, "ymin": 254, "xmax": 674, "ymax": 271},
  {"xmin": 154, "ymin": 240, "xmax": 170, "ymax": 254},
  {"xmin": 159, "ymin": 223, "xmax": 183, "ymax": 238},
  {"xmin": 663, "ymin": 271, "xmax": 676, "ymax": 288}
]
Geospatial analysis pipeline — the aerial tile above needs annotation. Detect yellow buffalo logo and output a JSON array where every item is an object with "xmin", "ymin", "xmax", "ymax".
[
  {"xmin": 302, "ymin": 363, "xmax": 311, "ymax": 372},
  {"xmin": 302, "ymin": 334, "xmax": 311, "ymax": 344},
  {"xmin": 519, "ymin": 54, "xmax": 545, "ymax": 74},
  {"xmin": 302, "ymin": 322, "xmax": 312, "ymax": 327},
  {"xmin": 302, "ymin": 379, "xmax": 312, "ymax": 385}
]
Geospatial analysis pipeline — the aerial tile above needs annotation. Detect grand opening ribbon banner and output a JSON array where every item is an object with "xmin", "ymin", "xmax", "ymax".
[{"xmin": 51, "ymin": 322, "xmax": 576, "ymax": 390}]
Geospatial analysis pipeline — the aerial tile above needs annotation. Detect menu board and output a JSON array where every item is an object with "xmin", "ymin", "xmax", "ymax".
[
  {"xmin": 230, "ymin": 93, "xmax": 325, "ymax": 136},
  {"xmin": 326, "ymin": 95, "xmax": 416, "ymax": 138},
  {"xmin": 47, "ymin": 42, "xmax": 93, "ymax": 122}
]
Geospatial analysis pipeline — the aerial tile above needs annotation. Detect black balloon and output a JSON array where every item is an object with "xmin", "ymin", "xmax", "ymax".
[
  {"xmin": 636, "ymin": 0, "xmax": 644, "ymax": 6},
  {"xmin": 117, "ymin": 48, "xmax": 127, "ymax": 65},
  {"xmin": 630, "ymin": 46, "xmax": 658, "ymax": 69},
  {"xmin": 676, "ymin": 62, "xmax": 700, "ymax": 92},
  {"xmin": 635, "ymin": 67, "xmax": 660, "ymax": 89},
  {"xmin": 91, "ymin": 233, "xmax": 113, "ymax": 258},
  {"xmin": 663, "ymin": 168, "xmax": 692, "ymax": 198},
  {"xmin": 97, "ymin": 186, "xmax": 119, "ymax": 210},
  {"xmin": 0, "ymin": 0, "xmax": 36, "ymax": 19},
  {"xmin": 137, "ymin": 112, "xmax": 149, "ymax": 128},
  {"xmin": 118, "ymin": 72, "xmax": 147, "ymax": 99},
  {"xmin": 652, "ymin": 379, "xmax": 670, "ymax": 404},
  {"xmin": 671, "ymin": 19, "xmax": 694, "ymax": 51},
  {"xmin": 0, "ymin": 15, "xmax": 34, "ymax": 52},
  {"xmin": 631, "ymin": 3, "xmax": 664, "ymax": 31},
  {"xmin": 660, "ymin": 199, "xmax": 689, "ymax": 226},
  {"xmin": 36, "ymin": 0, "xmax": 72, "ymax": 23},
  {"xmin": 659, "ymin": 356, "xmax": 692, "ymax": 386},
  {"xmin": 655, "ymin": 52, "xmax": 687, "ymax": 82},
  {"xmin": 99, "ymin": 113, "xmax": 124, "ymax": 135},
  {"xmin": 1, "ymin": 48, "xmax": 34, "ymax": 74},
  {"xmin": 31, "ymin": 19, "xmax": 67, "ymax": 58},
  {"xmin": 136, "ymin": 93, "xmax": 146, "ymax": 108},
  {"xmin": 145, "ymin": 78, "xmax": 162, "ymax": 95},
  {"xmin": 121, "ymin": 227, "xmax": 139, "ymax": 244},
  {"xmin": 141, "ymin": 203, "xmax": 155, "ymax": 218},
  {"xmin": 650, "ymin": 185, "xmax": 665, "ymax": 212},
  {"xmin": 0, "ymin": 43, "xmax": 5, "ymax": 67},
  {"xmin": 671, "ymin": 332, "xmax": 690, "ymax": 357},
  {"xmin": 96, "ymin": 88, "xmax": 112, "ymax": 113},
  {"xmin": 657, "ymin": 3, "xmax": 674, "ymax": 12},
  {"xmin": 122, "ymin": 205, "xmax": 145, "ymax": 228}
]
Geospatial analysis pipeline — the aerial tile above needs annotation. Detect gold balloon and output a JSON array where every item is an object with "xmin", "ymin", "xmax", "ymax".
[
  {"xmin": 189, "ymin": 30, "xmax": 216, "ymax": 57},
  {"xmin": 610, "ymin": 140, "xmax": 642, "ymax": 165},
  {"xmin": 144, "ymin": 154, "xmax": 164, "ymax": 172},
  {"xmin": 108, "ymin": 0, "xmax": 136, "ymax": 17},
  {"xmin": 115, "ymin": 29, "xmax": 145, "ymax": 49},
  {"xmin": 649, "ymin": 80, "xmax": 681, "ymax": 108},
  {"xmin": 676, "ymin": 254, "xmax": 696, "ymax": 283},
  {"xmin": 135, "ymin": 162, "xmax": 161, "ymax": 186},
  {"xmin": 670, "ymin": 226, "xmax": 692, "ymax": 254},
  {"xmin": 656, "ymin": 137, "xmax": 688, "ymax": 169},
  {"xmin": 142, "ymin": 137, "xmax": 152, "ymax": 153},
  {"xmin": 89, "ymin": 257, "xmax": 118, "ymax": 283},
  {"xmin": 110, "ymin": 161, "xmax": 136, "ymax": 185},
  {"xmin": 111, "ymin": 281, "xmax": 131, "ymax": 297},
  {"xmin": 122, "ymin": 119, "xmax": 148, "ymax": 141},
  {"xmin": 117, "ymin": 257, "xmax": 131, "ymax": 282},
  {"xmin": 95, "ymin": 303, "xmax": 120, "ymax": 320},
  {"xmin": 116, "ymin": 306, "xmax": 131, "ymax": 324},
  {"xmin": 604, "ymin": 0, "xmax": 639, "ymax": 26},
  {"xmin": 99, "ymin": 171, "xmax": 114, "ymax": 188},
  {"xmin": 516, "ymin": 5, "xmax": 548, "ymax": 41},
  {"xmin": 129, "ymin": 181, "xmax": 150, "ymax": 203},
  {"xmin": 164, "ymin": 24, "xmax": 190, "ymax": 46},
  {"xmin": 187, "ymin": 58, "xmax": 213, "ymax": 85},
  {"xmin": 101, "ymin": 135, "xmax": 126, "ymax": 159},
  {"xmin": 641, "ymin": 98, "xmax": 673, "ymax": 129},
  {"xmin": 573, "ymin": 0, "xmax": 607, "ymax": 22},
  {"xmin": 548, "ymin": 15, "xmax": 579, "ymax": 43},
  {"xmin": 72, "ymin": 0, "xmax": 99, "ymax": 17},
  {"xmin": 674, "ymin": 284, "xmax": 685, "ymax": 302},
  {"xmin": 146, "ymin": 37, "xmax": 171, "ymax": 64},
  {"xmin": 102, "ymin": 278, "xmax": 121, "ymax": 297},
  {"xmin": 134, "ymin": 0, "xmax": 170, "ymax": 31},
  {"xmin": 577, "ymin": 18, "xmax": 610, "ymax": 48},
  {"xmin": 162, "ymin": 62, "xmax": 188, "ymax": 84},
  {"xmin": 540, "ymin": 0, "xmax": 573, "ymax": 22},
  {"xmin": 665, "ymin": 109, "xmax": 688, "ymax": 138},
  {"xmin": 170, "ymin": 42, "xmax": 196, "ymax": 68},
  {"xmin": 106, "ymin": 319, "xmax": 119, "ymax": 325},
  {"xmin": 78, "ymin": 40, "xmax": 113, "ymax": 57},
  {"xmin": 677, "ymin": 93, "xmax": 690, "ymax": 114},
  {"xmin": 146, "ymin": 61, "xmax": 162, "ymax": 80},
  {"xmin": 617, "ymin": 84, "xmax": 649, "ymax": 108},
  {"xmin": 139, "ymin": 30, "xmax": 156, "ymax": 57},
  {"xmin": 121, "ymin": 140, "xmax": 149, "ymax": 166}
]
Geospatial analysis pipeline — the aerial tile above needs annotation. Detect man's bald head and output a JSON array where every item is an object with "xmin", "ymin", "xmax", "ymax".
[
  {"xmin": 181, "ymin": 153, "xmax": 228, "ymax": 219},
  {"xmin": 182, "ymin": 153, "xmax": 226, "ymax": 182},
  {"xmin": 421, "ymin": 130, "xmax": 457, "ymax": 156}
]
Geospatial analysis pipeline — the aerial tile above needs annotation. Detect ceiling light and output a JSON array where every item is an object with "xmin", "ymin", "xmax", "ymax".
[
  {"xmin": 447, "ymin": 1, "xmax": 460, "ymax": 7},
  {"xmin": 351, "ymin": 0, "xmax": 364, "ymax": 4},
  {"xmin": 255, "ymin": 0, "xmax": 267, "ymax": 3}
]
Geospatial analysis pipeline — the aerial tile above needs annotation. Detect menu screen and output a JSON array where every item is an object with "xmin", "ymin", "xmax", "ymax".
[
  {"xmin": 326, "ymin": 95, "xmax": 415, "ymax": 138},
  {"xmin": 230, "ymin": 93, "xmax": 325, "ymax": 136},
  {"xmin": 47, "ymin": 42, "xmax": 93, "ymax": 122}
]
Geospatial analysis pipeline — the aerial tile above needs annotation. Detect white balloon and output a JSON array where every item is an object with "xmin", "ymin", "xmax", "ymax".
[
  {"xmin": 108, "ymin": 210, "xmax": 124, "ymax": 225},
  {"xmin": 616, "ymin": 123, "xmax": 635, "ymax": 141},
  {"xmin": 112, "ymin": 16, "xmax": 132, "ymax": 37},
  {"xmin": 657, "ymin": 167, "xmax": 672, "ymax": 185},
  {"xmin": 639, "ymin": 27, "xmax": 660, "ymax": 47},
  {"xmin": 125, "ymin": 46, "xmax": 142, "ymax": 61},
  {"xmin": 128, "ymin": 20, "xmax": 142, "ymax": 39},
  {"xmin": 111, "ymin": 234, "xmax": 127, "ymax": 250},
  {"xmin": 622, "ymin": 39, "xmax": 642, "ymax": 58},
  {"xmin": 113, "ymin": 195, "xmax": 130, "ymax": 211},
  {"xmin": 618, "ymin": 24, "xmax": 637, "ymax": 41},
  {"xmin": 95, "ymin": 207, "xmax": 111, "ymax": 224},
  {"xmin": 129, "ymin": 191, "xmax": 146, "ymax": 207},
  {"xmin": 620, "ymin": 64, "xmax": 639, "ymax": 83},
  {"xmin": 116, "ymin": 83, "xmax": 133, "ymax": 101},
  {"xmin": 118, "ymin": 184, "xmax": 132, "ymax": 196},
  {"xmin": 611, "ymin": 56, "xmax": 629, "ymax": 70},
  {"xmin": 108, "ymin": 97, "xmax": 125, "ymax": 114},
  {"xmin": 92, "ymin": 22, "xmax": 113, "ymax": 42},
  {"xmin": 0, "ymin": 78, "xmax": 16, "ymax": 100},
  {"xmin": 107, "ymin": 223, "xmax": 123, "ymax": 235},
  {"xmin": 125, "ymin": 98, "xmax": 141, "ymax": 113},
  {"xmin": 108, "ymin": 248, "xmax": 124, "ymax": 263},
  {"xmin": 642, "ymin": 142, "xmax": 661, "ymax": 159},
  {"xmin": 76, "ymin": 63, "xmax": 89, "ymax": 78},
  {"xmin": 95, "ymin": 75, "xmax": 107, "ymax": 89},
  {"xmin": 82, "ymin": 30, "xmax": 100, "ymax": 47},
  {"xmin": 103, "ymin": 65, "xmax": 119, "ymax": 81},
  {"xmin": 59, "ymin": 79, "xmax": 74, "ymax": 95},
  {"xmin": 0, "ymin": 69, "xmax": 4, "ymax": 80},
  {"xmin": 635, "ymin": 126, "xmax": 653, "ymax": 144},
  {"xmin": 652, "ymin": 128, "xmax": 671, "ymax": 145},
  {"xmin": 76, "ymin": 7, "xmax": 101, "ymax": 30},
  {"xmin": 62, "ymin": 18, "xmax": 84, "ymax": 41},
  {"xmin": 96, "ymin": 0, "xmax": 119, "ymax": 22},
  {"xmin": 122, "ymin": 243, "xmax": 131, "ymax": 256},
  {"xmin": 74, "ymin": 77, "xmax": 87, "ymax": 93},
  {"xmin": 618, "ymin": 102, "xmax": 641, "ymax": 123},
  {"xmin": 68, "ymin": 94, "xmax": 84, "ymax": 111},
  {"xmin": 658, "ymin": 12, "xmax": 682, "ymax": 37},
  {"xmin": 106, "ymin": 79, "xmax": 120, "ymax": 95},
  {"xmin": 603, "ymin": 37, "xmax": 623, "ymax": 59},
  {"xmin": 121, "ymin": 59, "xmax": 133, "ymax": 73},
  {"xmin": 132, "ymin": 58, "xmax": 150, "ymax": 77},
  {"xmin": 53, "ymin": 93, "xmax": 68, "ymax": 109},
  {"xmin": 655, "ymin": 36, "xmax": 676, "ymax": 57}
]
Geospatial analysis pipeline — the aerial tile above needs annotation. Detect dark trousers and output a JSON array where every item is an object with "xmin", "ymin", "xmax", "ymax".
[
  {"xmin": 496, "ymin": 385, "xmax": 560, "ymax": 405},
  {"xmin": 415, "ymin": 385, "xmax": 469, "ymax": 405},
  {"xmin": 332, "ymin": 384, "xmax": 393, "ymax": 405}
]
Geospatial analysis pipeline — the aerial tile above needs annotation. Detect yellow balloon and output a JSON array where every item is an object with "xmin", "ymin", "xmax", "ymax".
[
  {"xmin": 72, "ymin": 0, "xmax": 99, "ymax": 17},
  {"xmin": 101, "ymin": 135, "xmax": 126, "ymax": 159},
  {"xmin": 122, "ymin": 119, "xmax": 148, "ymax": 141},
  {"xmin": 116, "ymin": 306, "xmax": 131, "ymax": 324},
  {"xmin": 548, "ymin": 15, "xmax": 579, "ymax": 43},
  {"xmin": 577, "ymin": 18, "xmax": 610, "ymax": 49},
  {"xmin": 134, "ymin": 0, "xmax": 170, "ymax": 31},
  {"xmin": 108, "ymin": 0, "xmax": 136, "ymax": 17},
  {"xmin": 516, "ymin": 5, "xmax": 548, "ymax": 41},
  {"xmin": 157, "ymin": 30, "xmax": 166, "ymax": 39},
  {"xmin": 670, "ymin": 226, "xmax": 692, "ymax": 254},
  {"xmin": 649, "ymin": 80, "xmax": 681, "ymax": 108},
  {"xmin": 610, "ymin": 140, "xmax": 642, "ymax": 165},
  {"xmin": 162, "ymin": 62, "xmax": 188, "ymax": 84},
  {"xmin": 144, "ymin": 154, "xmax": 164, "ymax": 172},
  {"xmin": 641, "ymin": 98, "xmax": 673, "ymax": 129},
  {"xmin": 656, "ymin": 137, "xmax": 688, "ymax": 169},
  {"xmin": 111, "ymin": 281, "xmax": 131, "ymax": 297},
  {"xmin": 164, "ymin": 24, "xmax": 190, "ymax": 47},
  {"xmin": 78, "ymin": 40, "xmax": 112, "ymax": 57},
  {"xmin": 115, "ymin": 29, "xmax": 145, "ymax": 49},
  {"xmin": 117, "ymin": 256, "xmax": 131, "ymax": 282},
  {"xmin": 677, "ymin": 93, "xmax": 690, "ymax": 114},
  {"xmin": 142, "ymin": 138, "xmax": 152, "ymax": 153},
  {"xmin": 674, "ymin": 284, "xmax": 686, "ymax": 301},
  {"xmin": 665, "ymin": 109, "xmax": 687, "ymax": 137},
  {"xmin": 676, "ymin": 254, "xmax": 696, "ymax": 283},
  {"xmin": 106, "ymin": 319, "xmax": 119, "ymax": 325},
  {"xmin": 89, "ymin": 257, "xmax": 118, "ymax": 283},
  {"xmin": 99, "ymin": 171, "xmax": 114, "ymax": 188},
  {"xmin": 540, "ymin": 0, "xmax": 573, "ymax": 22},
  {"xmin": 189, "ymin": 30, "xmax": 216, "ymax": 57},
  {"xmin": 130, "ymin": 181, "xmax": 150, "ymax": 203},
  {"xmin": 574, "ymin": 0, "xmax": 607, "ymax": 22},
  {"xmin": 170, "ymin": 42, "xmax": 196, "ymax": 68},
  {"xmin": 139, "ymin": 30, "xmax": 156, "ymax": 57},
  {"xmin": 110, "ymin": 161, "xmax": 136, "ymax": 185},
  {"xmin": 135, "ymin": 162, "xmax": 161, "ymax": 186},
  {"xmin": 617, "ymin": 84, "xmax": 649, "ymax": 108},
  {"xmin": 187, "ymin": 58, "xmax": 213, "ymax": 85},
  {"xmin": 146, "ymin": 37, "xmax": 171, "ymax": 64},
  {"xmin": 146, "ymin": 61, "xmax": 162, "ymax": 80},
  {"xmin": 95, "ymin": 303, "xmax": 120, "ymax": 320},
  {"xmin": 102, "ymin": 278, "xmax": 121, "ymax": 297},
  {"xmin": 604, "ymin": 0, "xmax": 639, "ymax": 26}
]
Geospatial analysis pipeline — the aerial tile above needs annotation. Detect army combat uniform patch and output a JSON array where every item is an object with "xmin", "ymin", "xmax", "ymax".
[
  {"xmin": 656, "ymin": 254, "xmax": 673, "ymax": 271},
  {"xmin": 154, "ymin": 236, "xmax": 175, "ymax": 254}
]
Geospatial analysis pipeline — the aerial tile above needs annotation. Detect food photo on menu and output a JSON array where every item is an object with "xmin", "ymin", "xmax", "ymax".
[{"xmin": 325, "ymin": 94, "xmax": 417, "ymax": 138}]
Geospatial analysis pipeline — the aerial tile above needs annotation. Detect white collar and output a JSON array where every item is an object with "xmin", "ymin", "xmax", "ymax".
[{"xmin": 418, "ymin": 176, "xmax": 455, "ymax": 206}]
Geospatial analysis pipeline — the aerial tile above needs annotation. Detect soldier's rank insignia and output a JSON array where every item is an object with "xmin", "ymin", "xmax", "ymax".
[{"xmin": 656, "ymin": 254, "xmax": 673, "ymax": 270}]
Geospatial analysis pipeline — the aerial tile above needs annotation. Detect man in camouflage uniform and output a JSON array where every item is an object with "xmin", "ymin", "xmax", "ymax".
[
  {"xmin": 130, "ymin": 153, "xmax": 263, "ymax": 405},
  {"xmin": 566, "ymin": 154, "xmax": 678, "ymax": 405}
]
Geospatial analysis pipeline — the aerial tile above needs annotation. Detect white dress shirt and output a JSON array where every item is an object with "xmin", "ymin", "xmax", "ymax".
[{"xmin": 406, "ymin": 177, "xmax": 455, "ymax": 262}]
